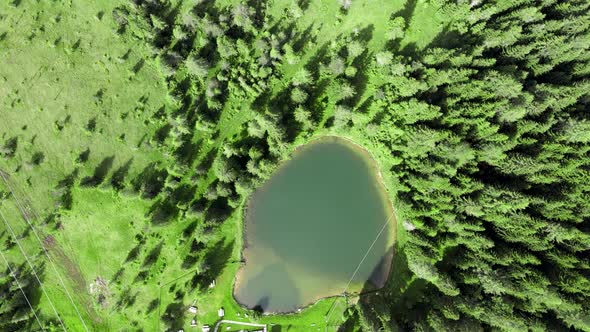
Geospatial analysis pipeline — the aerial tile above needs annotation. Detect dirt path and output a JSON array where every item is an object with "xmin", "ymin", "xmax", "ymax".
[{"xmin": 213, "ymin": 319, "xmax": 267, "ymax": 332}]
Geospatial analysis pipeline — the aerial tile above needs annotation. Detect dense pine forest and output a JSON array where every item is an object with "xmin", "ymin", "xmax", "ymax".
[{"xmin": 1, "ymin": 0, "xmax": 589, "ymax": 331}]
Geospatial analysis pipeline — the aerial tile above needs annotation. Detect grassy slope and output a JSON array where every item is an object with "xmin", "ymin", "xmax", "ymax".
[
  {"xmin": 56, "ymin": 188, "xmax": 155, "ymax": 330},
  {"xmin": 0, "ymin": 0, "xmax": 169, "ymax": 329},
  {"xmin": 0, "ymin": 182, "xmax": 98, "ymax": 330},
  {"xmin": 0, "ymin": 0, "xmax": 168, "ymax": 213},
  {"xmin": 0, "ymin": 0, "xmax": 445, "ymax": 331}
]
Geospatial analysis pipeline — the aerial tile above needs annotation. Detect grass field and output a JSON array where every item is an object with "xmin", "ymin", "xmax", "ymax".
[
  {"xmin": 0, "ymin": 0, "xmax": 446, "ymax": 330},
  {"xmin": 0, "ymin": 0, "xmax": 169, "ymax": 213}
]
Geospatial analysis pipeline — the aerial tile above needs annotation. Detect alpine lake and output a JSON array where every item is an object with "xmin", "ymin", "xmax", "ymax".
[{"xmin": 234, "ymin": 136, "xmax": 395, "ymax": 313}]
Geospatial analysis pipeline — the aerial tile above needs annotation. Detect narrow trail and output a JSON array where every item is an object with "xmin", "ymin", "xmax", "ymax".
[{"xmin": 213, "ymin": 320, "xmax": 267, "ymax": 332}]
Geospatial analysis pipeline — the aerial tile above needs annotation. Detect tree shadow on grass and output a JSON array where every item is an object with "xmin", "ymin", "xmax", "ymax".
[
  {"xmin": 161, "ymin": 302, "xmax": 185, "ymax": 331},
  {"xmin": 195, "ymin": 148, "xmax": 217, "ymax": 176},
  {"xmin": 133, "ymin": 162, "xmax": 168, "ymax": 199},
  {"xmin": 81, "ymin": 156, "xmax": 115, "ymax": 187},
  {"xmin": 2, "ymin": 136, "xmax": 18, "ymax": 158},
  {"xmin": 110, "ymin": 158, "xmax": 133, "ymax": 190},
  {"xmin": 393, "ymin": 0, "xmax": 418, "ymax": 31},
  {"xmin": 174, "ymin": 137, "xmax": 202, "ymax": 166},
  {"xmin": 143, "ymin": 241, "xmax": 164, "ymax": 268},
  {"xmin": 149, "ymin": 197, "xmax": 180, "ymax": 225},
  {"xmin": 349, "ymin": 48, "xmax": 374, "ymax": 108},
  {"xmin": 189, "ymin": 238, "xmax": 235, "ymax": 291},
  {"xmin": 382, "ymin": 0, "xmax": 418, "ymax": 53}
]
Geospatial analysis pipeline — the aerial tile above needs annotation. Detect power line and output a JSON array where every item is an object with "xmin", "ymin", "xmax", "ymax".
[
  {"xmin": 0, "ymin": 247, "xmax": 45, "ymax": 331},
  {"xmin": 325, "ymin": 212, "xmax": 394, "ymax": 324},
  {"xmin": 0, "ymin": 175, "xmax": 90, "ymax": 332},
  {"xmin": 0, "ymin": 209, "xmax": 67, "ymax": 331},
  {"xmin": 343, "ymin": 214, "xmax": 392, "ymax": 294}
]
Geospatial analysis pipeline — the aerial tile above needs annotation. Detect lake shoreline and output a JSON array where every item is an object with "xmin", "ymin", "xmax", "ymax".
[{"xmin": 232, "ymin": 134, "xmax": 397, "ymax": 315}]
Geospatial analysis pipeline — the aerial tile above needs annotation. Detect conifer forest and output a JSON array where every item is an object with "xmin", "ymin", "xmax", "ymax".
[{"xmin": 0, "ymin": 0, "xmax": 589, "ymax": 331}]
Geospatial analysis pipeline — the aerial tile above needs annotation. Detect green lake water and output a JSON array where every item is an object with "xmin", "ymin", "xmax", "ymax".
[{"xmin": 234, "ymin": 137, "xmax": 395, "ymax": 313}]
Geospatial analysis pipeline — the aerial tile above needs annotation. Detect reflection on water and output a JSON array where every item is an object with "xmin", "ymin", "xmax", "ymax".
[{"xmin": 234, "ymin": 137, "xmax": 395, "ymax": 312}]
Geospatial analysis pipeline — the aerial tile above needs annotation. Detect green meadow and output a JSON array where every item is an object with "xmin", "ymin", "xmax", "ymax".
[{"xmin": 3, "ymin": 0, "xmax": 588, "ymax": 331}]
